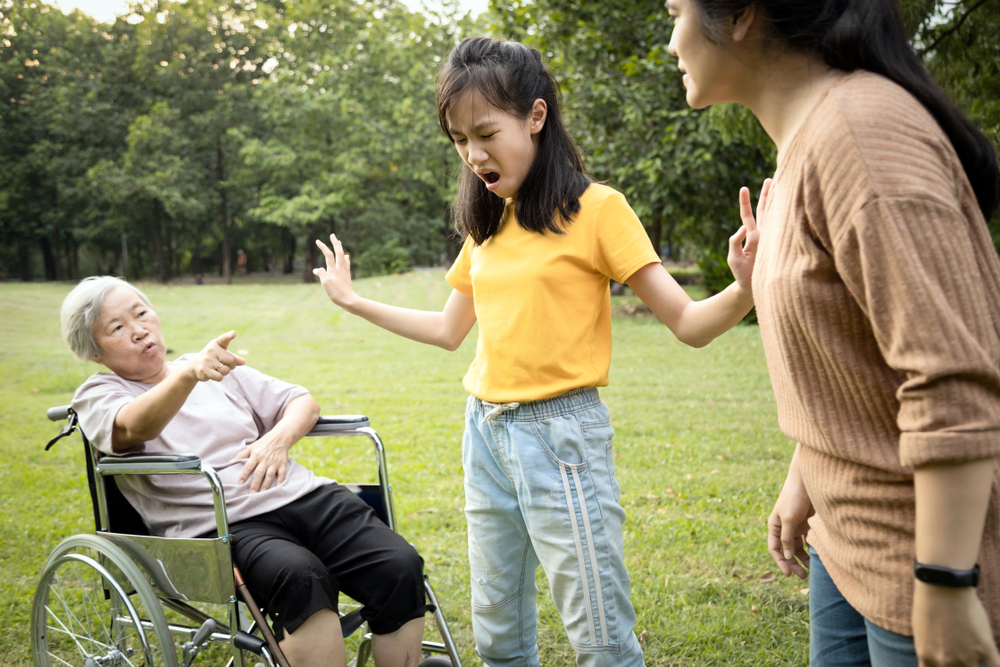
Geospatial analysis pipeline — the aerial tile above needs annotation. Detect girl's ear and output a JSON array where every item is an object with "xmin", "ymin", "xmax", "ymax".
[
  {"xmin": 732, "ymin": 4, "xmax": 756, "ymax": 42},
  {"xmin": 529, "ymin": 99, "xmax": 548, "ymax": 135}
]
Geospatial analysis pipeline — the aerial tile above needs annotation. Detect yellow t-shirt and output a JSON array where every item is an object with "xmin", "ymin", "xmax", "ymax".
[{"xmin": 446, "ymin": 183, "xmax": 660, "ymax": 402}]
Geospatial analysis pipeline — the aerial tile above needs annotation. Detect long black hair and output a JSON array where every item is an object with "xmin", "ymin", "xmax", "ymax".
[
  {"xmin": 437, "ymin": 37, "xmax": 591, "ymax": 245},
  {"xmin": 692, "ymin": 0, "xmax": 999, "ymax": 221}
]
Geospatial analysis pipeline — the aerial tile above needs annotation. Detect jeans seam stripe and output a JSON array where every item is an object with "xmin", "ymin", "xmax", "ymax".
[
  {"xmin": 571, "ymin": 466, "xmax": 608, "ymax": 646},
  {"xmin": 518, "ymin": 536, "xmax": 531, "ymax": 658},
  {"xmin": 561, "ymin": 461, "xmax": 597, "ymax": 646}
]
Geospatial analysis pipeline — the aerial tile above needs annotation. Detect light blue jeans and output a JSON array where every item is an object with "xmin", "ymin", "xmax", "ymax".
[
  {"xmin": 810, "ymin": 548, "xmax": 918, "ymax": 667},
  {"xmin": 463, "ymin": 388, "xmax": 645, "ymax": 667}
]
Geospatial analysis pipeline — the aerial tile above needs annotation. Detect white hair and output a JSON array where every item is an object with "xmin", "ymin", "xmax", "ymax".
[{"xmin": 61, "ymin": 276, "xmax": 152, "ymax": 361}]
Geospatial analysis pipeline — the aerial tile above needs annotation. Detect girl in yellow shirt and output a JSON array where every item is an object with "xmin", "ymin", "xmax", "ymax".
[{"xmin": 314, "ymin": 36, "xmax": 766, "ymax": 667}]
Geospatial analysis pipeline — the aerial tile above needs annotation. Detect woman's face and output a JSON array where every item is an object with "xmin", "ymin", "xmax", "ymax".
[
  {"xmin": 667, "ymin": 0, "xmax": 743, "ymax": 109},
  {"xmin": 446, "ymin": 89, "xmax": 547, "ymax": 202},
  {"xmin": 92, "ymin": 286, "xmax": 169, "ymax": 383}
]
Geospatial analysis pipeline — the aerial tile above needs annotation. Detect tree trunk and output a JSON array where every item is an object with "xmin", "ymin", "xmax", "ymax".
[
  {"xmin": 18, "ymin": 241, "xmax": 32, "ymax": 281},
  {"xmin": 192, "ymin": 222, "xmax": 203, "ymax": 276},
  {"xmin": 282, "ymin": 227, "xmax": 295, "ymax": 274},
  {"xmin": 217, "ymin": 134, "xmax": 231, "ymax": 285},
  {"xmin": 41, "ymin": 236, "xmax": 58, "ymax": 281},
  {"xmin": 134, "ymin": 239, "xmax": 145, "ymax": 278},
  {"xmin": 152, "ymin": 199, "xmax": 168, "ymax": 283},
  {"xmin": 69, "ymin": 239, "xmax": 79, "ymax": 280},
  {"xmin": 647, "ymin": 215, "xmax": 663, "ymax": 260},
  {"xmin": 303, "ymin": 226, "xmax": 319, "ymax": 283},
  {"xmin": 166, "ymin": 214, "xmax": 177, "ymax": 280}
]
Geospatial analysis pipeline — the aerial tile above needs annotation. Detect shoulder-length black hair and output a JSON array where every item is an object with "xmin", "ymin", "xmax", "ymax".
[
  {"xmin": 692, "ymin": 0, "xmax": 999, "ymax": 221},
  {"xmin": 437, "ymin": 37, "xmax": 592, "ymax": 245}
]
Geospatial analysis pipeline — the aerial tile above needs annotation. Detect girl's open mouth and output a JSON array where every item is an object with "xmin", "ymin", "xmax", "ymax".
[{"xmin": 480, "ymin": 171, "xmax": 500, "ymax": 191}]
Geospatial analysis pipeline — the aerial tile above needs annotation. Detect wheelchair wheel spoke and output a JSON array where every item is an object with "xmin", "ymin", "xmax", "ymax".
[
  {"xmin": 69, "ymin": 555, "xmax": 101, "ymax": 643},
  {"xmin": 44, "ymin": 649, "xmax": 79, "ymax": 667},
  {"xmin": 48, "ymin": 571, "xmax": 105, "ymax": 659},
  {"xmin": 44, "ymin": 604, "xmax": 98, "ymax": 660}
]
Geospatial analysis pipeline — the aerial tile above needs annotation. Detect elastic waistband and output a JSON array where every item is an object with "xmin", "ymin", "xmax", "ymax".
[{"xmin": 470, "ymin": 387, "xmax": 601, "ymax": 422}]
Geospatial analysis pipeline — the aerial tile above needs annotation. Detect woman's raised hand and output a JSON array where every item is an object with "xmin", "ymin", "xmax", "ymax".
[
  {"xmin": 187, "ymin": 330, "xmax": 246, "ymax": 382},
  {"xmin": 728, "ymin": 178, "xmax": 771, "ymax": 292},
  {"xmin": 314, "ymin": 233, "xmax": 357, "ymax": 309}
]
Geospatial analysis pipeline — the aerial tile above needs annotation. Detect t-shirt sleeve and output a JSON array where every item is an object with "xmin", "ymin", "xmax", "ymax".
[
  {"xmin": 225, "ymin": 365, "xmax": 310, "ymax": 433},
  {"xmin": 593, "ymin": 191, "xmax": 661, "ymax": 283},
  {"xmin": 71, "ymin": 374, "xmax": 138, "ymax": 456},
  {"xmin": 446, "ymin": 235, "xmax": 474, "ymax": 296},
  {"xmin": 833, "ymin": 196, "xmax": 1000, "ymax": 467}
]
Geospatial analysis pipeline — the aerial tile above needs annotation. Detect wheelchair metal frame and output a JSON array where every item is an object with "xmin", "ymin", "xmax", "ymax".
[{"xmin": 34, "ymin": 407, "xmax": 463, "ymax": 667}]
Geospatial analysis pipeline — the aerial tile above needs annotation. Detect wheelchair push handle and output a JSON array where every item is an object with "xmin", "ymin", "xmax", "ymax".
[{"xmin": 47, "ymin": 405, "xmax": 72, "ymax": 421}]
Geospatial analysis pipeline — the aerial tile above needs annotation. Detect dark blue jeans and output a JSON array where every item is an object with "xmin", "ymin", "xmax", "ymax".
[{"xmin": 809, "ymin": 548, "xmax": 918, "ymax": 667}]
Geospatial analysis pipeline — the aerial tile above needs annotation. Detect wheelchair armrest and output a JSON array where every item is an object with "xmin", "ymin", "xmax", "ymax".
[
  {"xmin": 308, "ymin": 415, "xmax": 370, "ymax": 435},
  {"xmin": 98, "ymin": 453, "xmax": 201, "ymax": 472},
  {"xmin": 95, "ymin": 453, "xmax": 231, "ymax": 537}
]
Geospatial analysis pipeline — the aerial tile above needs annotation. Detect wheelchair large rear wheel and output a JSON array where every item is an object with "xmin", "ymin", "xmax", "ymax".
[{"xmin": 31, "ymin": 534, "xmax": 178, "ymax": 667}]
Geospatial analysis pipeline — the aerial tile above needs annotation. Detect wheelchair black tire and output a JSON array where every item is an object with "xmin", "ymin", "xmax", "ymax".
[
  {"xmin": 31, "ymin": 534, "xmax": 179, "ymax": 667},
  {"xmin": 418, "ymin": 657, "xmax": 453, "ymax": 667}
]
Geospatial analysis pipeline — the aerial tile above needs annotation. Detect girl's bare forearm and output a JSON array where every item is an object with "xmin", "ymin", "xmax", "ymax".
[
  {"xmin": 344, "ymin": 291, "xmax": 475, "ymax": 351},
  {"xmin": 673, "ymin": 282, "xmax": 755, "ymax": 347}
]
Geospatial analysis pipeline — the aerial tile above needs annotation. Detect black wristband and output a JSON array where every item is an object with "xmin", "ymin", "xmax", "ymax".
[{"xmin": 913, "ymin": 560, "xmax": 980, "ymax": 588}]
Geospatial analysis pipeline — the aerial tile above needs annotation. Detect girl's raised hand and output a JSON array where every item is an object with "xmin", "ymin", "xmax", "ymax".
[
  {"xmin": 727, "ymin": 178, "xmax": 771, "ymax": 292},
  {"xmin": 314, "ymin": 233, "xmax": 357, "ymax": 308}
]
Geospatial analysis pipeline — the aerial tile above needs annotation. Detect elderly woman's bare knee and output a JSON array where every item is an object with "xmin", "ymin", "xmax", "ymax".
[{"xmin": 279, "ymin": 609, "xmax": 346, "ymax": 667}]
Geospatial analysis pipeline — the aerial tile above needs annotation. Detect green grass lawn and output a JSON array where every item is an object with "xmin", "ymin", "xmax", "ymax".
[{"xmin": 0, "ymin": 272, "xmax": 806, "ymax": 666}]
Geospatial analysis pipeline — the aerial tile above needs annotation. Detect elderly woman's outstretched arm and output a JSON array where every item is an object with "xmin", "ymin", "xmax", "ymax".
[{"xmin": 111, "ymin": 331, "xmax": 246, "ymax": 451}]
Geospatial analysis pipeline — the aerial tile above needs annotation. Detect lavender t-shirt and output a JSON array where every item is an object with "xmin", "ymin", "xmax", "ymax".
[{"xmin": 71, "ymin": 355, "xmax": 332, "ymax": 538}]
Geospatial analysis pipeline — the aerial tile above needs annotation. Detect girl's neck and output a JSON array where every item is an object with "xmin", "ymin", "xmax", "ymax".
[{"xmin": 739, "ymin": 50, "xmax": 849, "ymax": 159}]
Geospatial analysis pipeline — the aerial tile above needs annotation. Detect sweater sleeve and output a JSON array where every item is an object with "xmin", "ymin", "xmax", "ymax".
[{"xmin": 833, "ymin": 195, "xmax": 1000, "ymax": 467}]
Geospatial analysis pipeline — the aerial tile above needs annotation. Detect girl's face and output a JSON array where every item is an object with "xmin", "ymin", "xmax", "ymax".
[
  {"xmin": 666, "ymin": 0, "xmax": 744, "ymax": 109},
  {"xmin": 446, "ymin": 89, "xmax": 547, "ymax": 201}
]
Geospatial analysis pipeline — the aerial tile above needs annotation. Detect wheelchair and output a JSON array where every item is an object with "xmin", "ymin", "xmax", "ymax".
[{"xmin": 33, "ymin": 406, "xmax": 463, "ymax": 667}]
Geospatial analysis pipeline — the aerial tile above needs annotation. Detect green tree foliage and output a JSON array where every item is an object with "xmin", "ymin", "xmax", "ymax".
[
  {"xmin": 914, "ymin": 0, "xmax": 1000, "ymax": 244},
  {"xmin": 0, "ymin": 0, "xmax": 138, "ymax": 280},
  {"xmin": 1, "ymin": 0, "xmax": 996, "ymax": 281},
  {"xmin": 240, "ymin": 0, "xmax": 475, "ymax": 280}
]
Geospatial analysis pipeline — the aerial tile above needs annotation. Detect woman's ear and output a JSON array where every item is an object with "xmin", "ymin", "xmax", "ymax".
[
  {"xmin": 732, "ymin": 4, "xmax": 756, "ymax": 42},
  {"xmin": 529, "ymin": 99, "xmax": 548, "ymax": 135}
]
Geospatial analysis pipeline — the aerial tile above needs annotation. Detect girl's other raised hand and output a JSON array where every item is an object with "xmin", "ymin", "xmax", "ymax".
[
  {"xmin": 727, "ymin": 178, "xmax": 771, "ymax": 292},
  {"xmin": 314, "ymin": 233, "xmax": 357, "ymax": 309}
]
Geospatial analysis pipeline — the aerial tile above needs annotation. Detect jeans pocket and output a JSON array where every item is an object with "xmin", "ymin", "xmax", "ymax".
[{"xmin": 530, "ymin": 416, "xmax": 590, "ymax": 469}]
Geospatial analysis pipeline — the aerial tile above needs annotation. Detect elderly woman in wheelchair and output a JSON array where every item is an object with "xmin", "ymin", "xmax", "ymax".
[{"xmin": 56, "ymin": 276, "xmax": 435, "ymax": 667}]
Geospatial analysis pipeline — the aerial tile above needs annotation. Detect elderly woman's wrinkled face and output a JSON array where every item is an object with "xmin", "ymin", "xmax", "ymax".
[{"xmin": 92, "ymin": 286, "xmax": 168, "ymax": 383}]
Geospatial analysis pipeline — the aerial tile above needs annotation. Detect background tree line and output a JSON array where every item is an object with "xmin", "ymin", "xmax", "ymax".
[{"xmin": 1, "ymin": 0, "xmax": 997, "ymax": 283}]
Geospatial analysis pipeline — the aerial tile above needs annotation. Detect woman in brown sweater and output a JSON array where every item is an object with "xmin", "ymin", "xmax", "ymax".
[{"xmin": 664, "ymin": 0, "xmax": 1000, "ymax": 665}]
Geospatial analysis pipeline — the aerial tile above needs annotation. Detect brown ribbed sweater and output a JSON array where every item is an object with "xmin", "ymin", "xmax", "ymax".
[{"xmin": 754, "ymin": 71, "xmax": 1000, "ymax": 638}]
